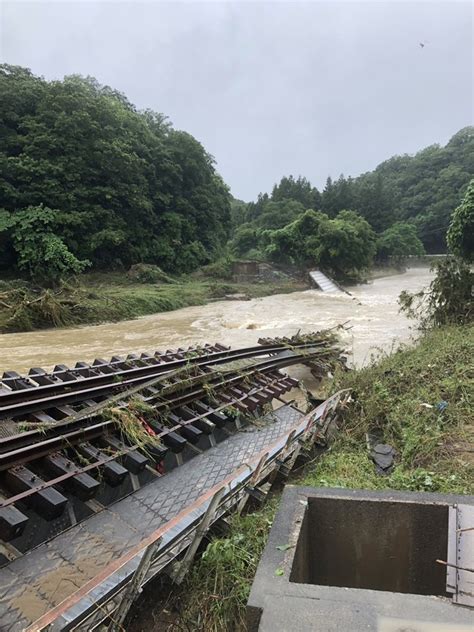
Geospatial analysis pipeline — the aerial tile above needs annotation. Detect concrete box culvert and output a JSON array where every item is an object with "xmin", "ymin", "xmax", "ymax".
[{"xmin": 247, "ymin": 487, "xmax": 474, "ymax": 632}]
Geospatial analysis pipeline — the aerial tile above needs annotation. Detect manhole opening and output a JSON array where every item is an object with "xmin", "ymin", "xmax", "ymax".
[{"xmin": 289, "ymin": 496, "xmax": 448, "ymax": 596}]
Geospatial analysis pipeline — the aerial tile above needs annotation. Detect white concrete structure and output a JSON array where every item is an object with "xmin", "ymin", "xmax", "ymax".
[{"xmin": 309, "ymin": 270, "xmax": 342, "ymax": 293}]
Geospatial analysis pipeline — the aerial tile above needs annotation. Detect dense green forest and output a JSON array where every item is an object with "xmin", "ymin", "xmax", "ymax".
[
  {"xmin": 0, "ymin": 65, "xmax": 231, "ymax": 280},
  {"xmin": 233, "ymin": 127, "xmax": 473, "ymax": 270},
  {"xmin": 0, "ymin": 64, "xmax": 472, "ymax": 283}
]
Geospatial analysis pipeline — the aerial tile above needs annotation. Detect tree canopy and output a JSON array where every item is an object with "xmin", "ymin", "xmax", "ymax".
[
  {"xmin": 265, "ymin": 209, "xmax": 376, "ymax": 275},
  {"xmin": 238, "ymin": 127, "xmax": 473, "ymax": 254},
  {"xmin": 0, "ymin": 64, "xmax": 471, "ymax": 283},
  {"xmin": 0, "ymin": 65, "xmax": 231, "ymax": 278},
  {"xmin": 376, "ymin": 222, "xmax": 425, "ymax": 263},
  {"xmin": 447, "ymin": 177, "xmax": 474, "ymax": 262}
]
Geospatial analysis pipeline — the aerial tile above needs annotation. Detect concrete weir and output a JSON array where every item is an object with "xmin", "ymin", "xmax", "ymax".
[{"xmin": 247, "ymin": 487, "xmax": 474, "ymax": 632}]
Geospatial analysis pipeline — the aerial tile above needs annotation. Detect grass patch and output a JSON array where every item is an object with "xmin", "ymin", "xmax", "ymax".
[
  {"xmin": 325, "ymin": 323, "xmax": 473, "ymax": 490},
  {"xmin": 178, "ymin": 502, "xmax": 277, "ymax": 632},
  {"xmin": 130, "ymin": 324, "xmax": 473, "ymax": 632}
]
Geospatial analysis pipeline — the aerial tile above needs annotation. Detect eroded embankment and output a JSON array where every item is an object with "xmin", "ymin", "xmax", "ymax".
[{"xmin": 0, "ymin": 276, "xmax": 306, "ymax": 335}]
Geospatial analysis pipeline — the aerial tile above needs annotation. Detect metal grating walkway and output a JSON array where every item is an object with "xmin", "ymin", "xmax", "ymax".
[{"xmin": 0, "ymin": 405, "xmax": 304, "ymax": 631}]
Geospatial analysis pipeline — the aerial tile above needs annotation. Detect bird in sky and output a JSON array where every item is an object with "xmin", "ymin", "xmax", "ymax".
[{"xmin": 419, "ymin": 42, "xmax": 425, "ymax": 48}]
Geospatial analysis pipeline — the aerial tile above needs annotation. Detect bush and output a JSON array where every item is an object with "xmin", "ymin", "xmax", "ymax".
[
  {"xmin": 0, "ymin": 206, "xmax": 90, "ymax": 285},
  {"xmin": 376, "ymin": 222, "xmax": 425, "ymax": 263},
  {"xmin": 447, "ymin": 178, "xmax": 474, "ymax": 261},
  {"xmin": 200, "ymin": 257, "xmax": 234, "ymax": 280},
  {"xmin": 399, "ymin": 257, "xmax": 473, "ymax": 328},
  {"xmin": 265, "ymin": 209, "xmax": 376, "ymax": 276},
  {"xmin": 126, "ymin": 263, "xmax": 174, "ymax": 284},
  {"xmin": 231, "ymin": 225, "xmax": 261, "ymax": 257}
]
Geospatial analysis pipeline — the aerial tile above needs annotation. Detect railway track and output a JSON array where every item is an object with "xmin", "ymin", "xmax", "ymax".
[
  {"xmin": 0, "ymin": 338, "xmax": 331, "ymax": 420},
  {"xmin": 0, "ymin": 332, "xmax": 344, "ymax": 561}
]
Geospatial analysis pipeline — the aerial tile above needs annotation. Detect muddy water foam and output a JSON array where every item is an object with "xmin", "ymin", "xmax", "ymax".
[{"xmin": 0, "ymin": 269, "xmax": 433, "ymax": 373}]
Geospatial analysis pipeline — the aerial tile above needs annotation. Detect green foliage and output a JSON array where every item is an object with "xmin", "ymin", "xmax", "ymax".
[
  {"xmin": 271, "ymin": 174, "xmax": 320, "ymax": 208},
  {"xmin": 447, "ymin": 177, "xmax": 474, "ymax": 261},
  {"xmin": 304, "ymin": 447, "xmax": 470, "ymax": 495},
  {"xmin": 265, "ymin": 210, "xmax": 326, "ymax": 264},
  {"xmin": 230, "ymin": 197, "xmax": 248, "ymax": 228},
  {"xmin": 126, "ymin": 263, "xmax": 174, "ymax": 284},
  {"xmin": 200, "ymin": 256, "xmax": 235, "ymax": 280},
  {"xmin": 237, "ymin": 128, "xmax": 473, "ymax": 253},
  {"xmin": 0, "ymin": 205, "xmax": 90, "ymax": 284},
  {"xmin": 399, "ymin": 257, "xmax": 473, "ymax": 328},
  {"xmin": 257, "ymin": 199, "xmax": 306, "ymax": 230},
  {"xmin": 265, "ymin": 209, "xmax": 376, "ymax": 276},
  {"xmin": 171, "ymin": 501, "xmax": 277, "ymax": 631},
  {"xmin": 317, "ymin": 210, "xmax": 376, "ymax": 275},
  {"xmin": 324, "ymin": 324, "xmax": 473, "ymax": 493},
  {"xmin": 376, "ymin": 222, "xmax": 425, "ymax": 262},
  {"xmin": 0, "ymin": 64, "xmax": 231, "ymax": 276},
  {"xmin": 400, "ymin": 187, "xmax": 474, "ymax": 329},
  {"xmin": 231, "ymin": 225, "xmax": 262, "ymax": 256}
]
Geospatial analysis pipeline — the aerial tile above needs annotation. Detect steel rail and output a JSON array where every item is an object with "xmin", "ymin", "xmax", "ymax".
[
  {"xmin": 0, "ymin": 340, "xmax": 324, "ymax": 404},
  {"xmin": 0, "ymin": 349, "xmax": 321, "ymax": 473},
  {"xmin": 0, "ymin": 443, "xmax": 136, "ymax": 507},
  {"xmin": 0, "ymin": 374, "xmax": 295, "ymax": 505},
  {"xmin": 0, "ymin": 340, "xmax": 328, "ymax": 419},
  {"xmin": 0, "ymin": 359, "xmax": 301, "ymax": 460},
  {"xmin": 0, "ymin": 419, "xmax": 114, "ymax": 471},
  {"xmin": 140, "ymin": 348, "xmax": 335, "ymax": 413},
  {"xmin": 0, "ymin": 373, "xmax": 278, "ymax": 473},
  {"xmin": 0, "ymin": 346, "xmax": 332, "ymax": 453}
]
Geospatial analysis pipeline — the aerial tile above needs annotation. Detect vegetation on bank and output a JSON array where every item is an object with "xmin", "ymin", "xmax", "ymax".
[
  {"xmin": 0, "ymin": 272, "xmax": 307, "ymax": 333},
  {"xmin": 127, "ymin": 323, "xmax": 473, "ymax": 632},
  {"xmin": 233, "ymin": 129, "xmax": 473, "ymax": 256},
  {"xmin": 399, "ymin": 257, "xmax": 473, "ymax": 328},
  {"xmin": 447, "ymin": 177, "xmax": 474, "ymax": 262}
]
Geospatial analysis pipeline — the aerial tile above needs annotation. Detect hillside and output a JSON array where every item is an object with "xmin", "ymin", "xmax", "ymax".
[
  {"xmin": 240, "ymin": 127, "xmax": 473, "ymax": 253},
  {"xmin": 1, "ymin": 64, "xmax": 471, "ymax": 287},
  {"xmin": 0, "ymin": 65, "xmax": 231, "ymax": 277}
]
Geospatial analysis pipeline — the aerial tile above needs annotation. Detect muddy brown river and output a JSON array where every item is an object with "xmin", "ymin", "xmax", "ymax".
[{"xmin": 0, "ymin": 268, "xmax": 433, "ymax": 374}]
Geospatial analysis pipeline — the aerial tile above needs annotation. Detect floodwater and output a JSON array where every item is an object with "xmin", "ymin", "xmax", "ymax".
[{"xmin": 0, "ymin": 268, "xmax": 433, "ymax": 374}]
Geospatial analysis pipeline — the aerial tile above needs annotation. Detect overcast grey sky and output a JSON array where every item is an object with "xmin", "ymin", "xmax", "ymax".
[{"xmin": 1, "ymin": 1, "xmax": 472, "ymax": 200}]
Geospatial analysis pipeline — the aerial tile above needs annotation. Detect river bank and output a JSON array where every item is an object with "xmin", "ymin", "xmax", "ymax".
[
  {"xmin": 0, "ymin": 268, "xmax": 433, "ymax": 373},
  {"xmin": 0, "ymin": 263, "xmax": 430, "ymax": 336},
  {"xmin": 0, "ymin": 273, "xmax": 307, "ymax": 335}
]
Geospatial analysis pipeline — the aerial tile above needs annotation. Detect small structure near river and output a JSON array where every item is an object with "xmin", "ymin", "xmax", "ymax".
[{"xmin": 247, "ymin": 486, "xmax": 474, "ymax": 631}]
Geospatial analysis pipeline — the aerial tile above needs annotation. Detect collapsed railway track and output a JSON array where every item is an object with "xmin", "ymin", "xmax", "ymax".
[
  {"xmin": 0, "ymin": 331, "xmax": 347, "ymax": 631},
  {"xmin": 0, "ymin": 338, "xmax": 331, "ymax": 419},
  {"xmin": 0, "ymin": 333, "xmax": 343, "ymax": 552}
]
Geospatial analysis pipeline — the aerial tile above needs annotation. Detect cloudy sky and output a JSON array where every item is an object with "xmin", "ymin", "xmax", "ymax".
[{"xmin": 1, "ymin": 1, "xmax": 472, "ymax": 200}]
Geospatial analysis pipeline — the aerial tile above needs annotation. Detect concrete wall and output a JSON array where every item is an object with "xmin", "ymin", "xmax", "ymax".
[
  {"xmin": 247, "ymin": 487, "xmax": 474, "ymax": 632},
  {"xmin": 295, "ymin": 496, "xmax": 448, "ymax": 595}
]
